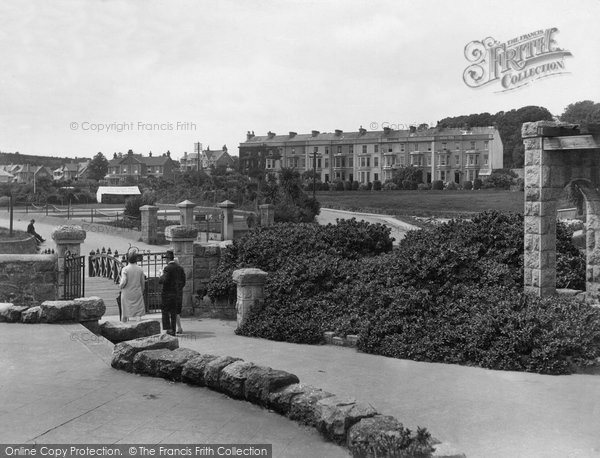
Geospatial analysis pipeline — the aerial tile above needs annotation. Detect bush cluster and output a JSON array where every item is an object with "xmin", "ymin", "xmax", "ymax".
[{"xmin": 210, "ymin": 211, "xmax": 596, "ymax": 374}]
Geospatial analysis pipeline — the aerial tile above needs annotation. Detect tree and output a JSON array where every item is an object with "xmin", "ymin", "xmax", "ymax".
[
  {"xmin": 560, "ymin": 100, "xmax": 599, "ymax": 124},
  {"xmin": 88, "ymin": 152, "xmax": 109, "ymax": 181}
]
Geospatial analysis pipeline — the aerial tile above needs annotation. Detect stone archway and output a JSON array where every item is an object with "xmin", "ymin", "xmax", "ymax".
[{"xmin": 522, "ymin": 121, "xmax": 600, "ymax": 299}]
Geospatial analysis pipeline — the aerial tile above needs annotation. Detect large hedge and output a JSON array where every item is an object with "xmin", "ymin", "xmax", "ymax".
[{"xmin": 210, "ymin": 211, "xmax": 598, "ymax": 374}]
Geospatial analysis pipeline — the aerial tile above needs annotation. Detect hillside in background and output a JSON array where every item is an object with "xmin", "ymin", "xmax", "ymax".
[{"xmin": 0, "ymin": 152, "xmax": 90, "ymax": 168}]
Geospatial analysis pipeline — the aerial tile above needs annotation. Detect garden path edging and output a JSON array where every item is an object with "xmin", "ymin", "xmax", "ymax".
[{"xmin": 110, "ymin": 333, "xmax": 466, "ymax": 457}]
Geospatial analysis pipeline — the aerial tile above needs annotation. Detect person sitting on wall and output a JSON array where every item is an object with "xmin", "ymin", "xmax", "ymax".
[{"xmin": 27, "ymin": 219, "xmax": 45, "ymax": 243}]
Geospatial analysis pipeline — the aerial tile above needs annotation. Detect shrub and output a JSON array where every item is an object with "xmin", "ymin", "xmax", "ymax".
[
  {"xmin": 402, "ymin": 180, "xmax": 418, "ymax": 190},
  {"xmin": 445, "ymin": 181, "xmax": 459, "ymax": 190},
  {"xmin": 335, "ymin": 181, "xmax": 344, "ymax": 191},
  {"xmin": 463, "ymin": 180, "xmax": 473, "ymax": 190},
  {"xmin": 431, "ymin": 180, "xmax": 444, "ymax": 190},
  {"xmin": 123, "ymin": 191, "xmax": 156, "ymax": 220},
  {"xmin": 383, "ymin": 181, "xmax": 398, "ymax": 191},
  {"xmin": 321, "ymin": 182, "xmax": 331, "ymax": 191},
  {"xmin": 483, "ymin": 170, "xmax": 516, "ymax": 189},
  {"xmin": 213, "ymin": 210, "xmax": 594, "ymax": 375},
  {"xmin": 473, "ymin": 178, "xmax": 483, "ymax": 190},
  {"xmin": 417, "ymin": 183, "xmax": 430, "ymax": 191},
  {"xmin": 352, "ymin": 180, "xmax": 359, "ymax": 190},
  {"xmin": 358, "ymin": 285, "xmax": 600, "ymax": 374},
  {"xmin": 343, "ymin": 181, "xmax": 352, "ymax": 191},
  {"xmin": 373, "ymin": 180, "xmax": 382, "ymax": 191}
]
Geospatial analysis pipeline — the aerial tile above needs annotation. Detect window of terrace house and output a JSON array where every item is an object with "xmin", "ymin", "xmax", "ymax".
[
  {"xmin": 362, "ymin": 145, "xmax": 367, "ymax": 154},
  {"xmin": 374, "ymin": 145, "xmax": 379, "ymax": 153}
]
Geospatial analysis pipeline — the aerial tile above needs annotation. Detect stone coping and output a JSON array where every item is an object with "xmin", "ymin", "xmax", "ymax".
[
  {"xmin": 0, "ymin": 253, "xmax": 56, "ymax": 261},
  {"xmin": 110, "ymin": 334, "xmax": 465, "ymax": 457},
  {"xmin": 0, "ymin": 297, "xmax": 106, "ymax": 324}
]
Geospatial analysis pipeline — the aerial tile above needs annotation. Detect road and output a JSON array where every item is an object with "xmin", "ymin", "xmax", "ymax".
[{"xmin": 317, "ymin": 207, "xmax": 418, "ymax": 244}]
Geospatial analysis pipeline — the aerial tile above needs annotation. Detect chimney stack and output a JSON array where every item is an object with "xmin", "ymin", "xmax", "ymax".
[
  {"xmin": 289, "ymin": 132, "xmax": 297, "ymax": 138},
  {"xmin": 311, "ymin": 130, "xmax": 320, "ymax": 137},
  {"xmin": 267, "ymin": 131, "xmax": 276, "ymax": 139},
  {"xmin": 335, "ymin": 129, "xmax": 343, "ymax": 136},
  {"xmin": 246, "ymin": 131, "xmax": 255, "ymax": 140},
  {"xmin": 409, "ymin": 125, "xmax": 417, "ymax": 133},
  {"xmin": 358, "ymin": 126, "xmax": 366, "ymax": 135},
  {"xmin": 383, "ymin": 127, "xmax": 392, "ymax": 135}
]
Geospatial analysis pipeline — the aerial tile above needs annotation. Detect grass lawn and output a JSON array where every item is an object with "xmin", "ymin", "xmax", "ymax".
[
  {"xmin": 0, "ymin": 226, "xmax": 29, "ymax": 240},
  {"xmin": 316, "ymin": 190, "xmax": 527, "ymax": 218}
]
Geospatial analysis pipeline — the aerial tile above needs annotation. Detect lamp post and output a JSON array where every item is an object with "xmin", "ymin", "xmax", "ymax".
[{"xmin": 312, "ymin": 149, "xmax": 317, "ymax": 200}]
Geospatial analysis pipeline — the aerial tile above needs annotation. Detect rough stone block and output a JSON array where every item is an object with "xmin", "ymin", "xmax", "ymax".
[
  {"xmin": 21, "ymin": 306, "xmax": 41, "ymax": 324},
  {"xmin": 74, "ymin": 297, "xmax": 106, "ymax": 321},
  {"xmin": 314, "ymin": 396, "xmax": 378, "ymax": 444},
  {"xmin": 332, "ymin": 337, "xmax": 344, "ymax": 346},
  {"xmin": 245, "ymin": 368, "xmax": 300, "ymax": 405},
  {"xmin": 111, "ymin": 333, "xmax": 179, "ymax": 372},
  {"xmin": 204, "ymin": 356, "xmax": 243, "ymax": 389},
  {"xmin": 40, "ymin": 300, "xmax": 80, "ymax": 323},
  {"xmin": 181, "ymin": 354, "xmax": 220, "ymax": 386},
  {"xmin": 288, "ymin": 385, "xmax": 335, "ymax": 426},
  {"xmin": 133, "ymin": 348, "xmax": 199, "ymax": 381},
  {"xmin": 80, "ymin": 320, "xmax": 101, "ymax": 335},
  {"xmin": 0, "ymin": 304, "xmax": 28, "ymax": 322},
  {"xmin": 348, "ymin": 415, "xmax": 409, "ymax": 454},
  {"xmin": 219, "ymin": 361, "xmax": 261, "ymax": 398},
  {"xmin": 100, "ymin": 320, "xmax": 161, "ymax": 344},
  {"xmin": 266, "ymin": 383, "xmax": 307, "ymax": 415}
]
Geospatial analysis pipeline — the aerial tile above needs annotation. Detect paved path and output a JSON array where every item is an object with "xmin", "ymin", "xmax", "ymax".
[
  {"xmin": 0, "ymin": 322, "xmax": 347, "ymax": 457},
  {"xmin": 96, "ymin": 315, "xmax": 599, "ymax": 458},
  {"xmin": 316, "ymin": 207, "xmax": 418, "ymax": 243}
]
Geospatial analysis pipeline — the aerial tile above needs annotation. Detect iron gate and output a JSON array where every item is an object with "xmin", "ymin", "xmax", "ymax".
[
  {"xmin": 88, "ymin": 247, "xmax": 167, "ymax": 313},
  {"xmin": 64, "ymin": 252, "xmax": 85, "ymax": 299}
]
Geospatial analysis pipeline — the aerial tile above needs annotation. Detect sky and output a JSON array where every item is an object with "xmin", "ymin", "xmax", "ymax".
[{"xmin": 1, "ymin": 0, "xmax": 599, "ymax": 161}]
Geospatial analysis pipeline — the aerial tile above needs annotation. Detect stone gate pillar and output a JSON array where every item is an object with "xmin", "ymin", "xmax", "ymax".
[
  {"xmin": 51, "ymin": 225, "xmax": 86, "ymax": 300},
  {"xmin": 233, "ymin": 268, "xmax": 268, "ymax": 328},
  {"xmin": 259, "ymin": 203, "xmax": 275, "ymax": 227},
  {"xmin": 177, "ymin": 200, "xmax": 196, "ymax": 226},
  {"xmin": 166, "ymin": 225, "xmax": 198, "ymax": 316},
  {"xmin": 140, "ymin": 205, "xmax": 158, "ymax": 244},
  {"xmin": 522, "ymin": 123, "xmax": 560, "ymax": 297},
  {"xmin": 217, "ymin": 200, "xmax": 235, "ymax": 241}
]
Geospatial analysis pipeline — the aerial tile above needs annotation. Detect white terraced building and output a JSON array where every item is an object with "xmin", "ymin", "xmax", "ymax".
[{"xmin": 238, "ymin": 126, "xmax": 503, "ymax": 185}]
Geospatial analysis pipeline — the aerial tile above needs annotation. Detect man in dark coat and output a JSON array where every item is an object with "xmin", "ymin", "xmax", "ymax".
[
  {"xmin": 159, "ymin": 250, "xmax": 186, "ymax": 335},
  {"xmin": 27, "ymin": 219, "xmax": 45, "ymax": 243}
]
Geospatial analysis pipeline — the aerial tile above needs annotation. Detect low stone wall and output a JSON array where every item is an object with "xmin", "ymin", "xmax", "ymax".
[
  {"xmin": 0, "ymin": 254, "xmax": 57, "ymax": 303},
  {"xmin": 110, "ymin": 335, "xmax": 465, "ymax": 457},
  {"xmin": 0, "ymin": 297, "xmax": 106, "ymax": 333},
  {"xmin": 0, "ymin": 234, "xmax": 37, "ymax": 254}
]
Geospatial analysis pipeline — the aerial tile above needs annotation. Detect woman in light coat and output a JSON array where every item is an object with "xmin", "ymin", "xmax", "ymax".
[{"xmin": 119, "ymin": 252, "xmax": 146, "ymax": 321}]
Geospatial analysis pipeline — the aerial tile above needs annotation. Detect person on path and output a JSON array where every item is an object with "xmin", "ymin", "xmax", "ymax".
[
  {"xmin": 118, "ymin": 251, "xmax": 146, "ymax": 322},
  {"xmin": 174, "ymin": 257, "xmax": 184, "ymax": 334},
  {"xmin": 159, "ymin": 250, "xmax": 186, "ymax": 336},
  {"xmin": 27, "ymin": 219, "xmax": 45, "ymax": 243}
]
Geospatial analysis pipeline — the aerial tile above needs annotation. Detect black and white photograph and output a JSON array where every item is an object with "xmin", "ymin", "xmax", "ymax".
[{"xmin": 1, "ymin": 1, "xmax": 599, "ymax": 457}]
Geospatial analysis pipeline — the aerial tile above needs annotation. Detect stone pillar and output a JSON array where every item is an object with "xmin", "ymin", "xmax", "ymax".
[
  {"xmin": 232, "ymin": 268, "xmax": 268, "ymax": 329},
  {"xmin": 259, "ymin": 204, "xmax": 275, "ymax": 227},
  {"xmin": 166, "ymin": 225, "xmax": 198, "ymax": 316},
  {"xmin": 217, "ymin": 200, "xmax": 235, "ymax": 241},
  {"xmin": 522, "ymin": 122, "xmax": 560, "ymax": 297},
  {"xmin": 177, "ymin": 199, "xmax": 196, "ymax": 226},
  {"xmin": 51, "ymin": 225, "xmax": 86, "ymax": 300},
  {"xmin": 140, "ymin": 205, "xmax": 158, "ymax": 244}
]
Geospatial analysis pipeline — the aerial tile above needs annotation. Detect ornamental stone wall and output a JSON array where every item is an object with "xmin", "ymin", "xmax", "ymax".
[
  {"xmin": 522, "ymin": 121, "xmax": 600, "ymax": 299},
  {"xmin": 0, "ymin": 254, "xmax": 58, "ymax": 303}
]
